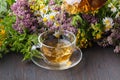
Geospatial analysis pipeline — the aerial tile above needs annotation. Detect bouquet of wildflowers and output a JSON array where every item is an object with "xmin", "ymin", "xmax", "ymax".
[{"xmin": 0, "ymin": 0, "xmax": 120, "ymax": 60}]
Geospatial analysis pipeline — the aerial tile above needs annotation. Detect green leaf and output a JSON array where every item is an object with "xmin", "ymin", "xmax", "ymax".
[
  {"xmin": 0, "ymin": 0, "xmax": 8, "ymax": 12},
  {"xmin": 72, "ymin": 15, "xmax": 83, "ymax": 26},
  {"xmin": 6, "ymin": 0, "xmax": 15, "ymax": 6},
  {"xmin": 19, "ymin": 34, "xmax": 26, "ymax": 41}
]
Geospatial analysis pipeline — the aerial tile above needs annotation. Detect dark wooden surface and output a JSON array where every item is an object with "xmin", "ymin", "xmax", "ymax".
[{"xmin": 0, "ymin": 46, "xmax": 120, "ymax": 80}]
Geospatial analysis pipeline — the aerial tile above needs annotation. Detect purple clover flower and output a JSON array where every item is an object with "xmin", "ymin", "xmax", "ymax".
[
  {"xmin": 11, "ymin": 0, "xmax": 39, "ymax": 33},
  {"xmin": 82, "ymin": 14, "xmax": 98, "ymax": 24},
  {"xmin": 45, "ymin": 11, "xmax": 77, "ymax": 34}
]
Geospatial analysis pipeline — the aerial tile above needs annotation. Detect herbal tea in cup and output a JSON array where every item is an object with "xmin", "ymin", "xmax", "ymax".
[{"xmin": 37, "ymin": 30, "xmax": 76, "ymax": 66}]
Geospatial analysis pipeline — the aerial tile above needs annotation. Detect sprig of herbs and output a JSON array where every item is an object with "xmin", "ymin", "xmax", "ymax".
[{"xmin": 0, "ymin": 14, "xmax": 40, "ymax": 60}]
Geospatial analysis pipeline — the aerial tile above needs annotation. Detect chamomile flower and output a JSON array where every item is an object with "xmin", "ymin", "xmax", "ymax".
[
  {"xmin": 103, "ymin": 17, "xmax": 114, "ymax": 31},
  {"xmin": 49, "ymin": 12, "xmax": 59, "ymax": 20},
  {"xmin": 108, "ymin": 3, "xmax": 117, "ymax": 13},
  {"xmin": 40, "ymin": 6, "xmax": 49, "ymax": 14},
  {"xmin": 42, "ymin": 14, "xmax": 49, "ymax": 22},
  {"xmin": 42, "ymin": 11, "xmax": 59, "ymax": 22}
]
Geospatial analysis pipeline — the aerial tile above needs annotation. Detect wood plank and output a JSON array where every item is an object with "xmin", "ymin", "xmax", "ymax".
[{"xmin": 0, "ymin": 46, "xmax": 120, "ymax": 80}]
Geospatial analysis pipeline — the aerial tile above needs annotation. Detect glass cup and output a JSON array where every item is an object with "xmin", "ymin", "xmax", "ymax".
[{"xmin": 32, "ymin": 30, "xmax": 77, "ymax": 67}]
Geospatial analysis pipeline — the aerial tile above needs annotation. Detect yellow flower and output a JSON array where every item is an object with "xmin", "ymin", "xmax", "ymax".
[
  {"xmin": 30, "ymin": 5, "xmax": 35, "ymax": 10},
  {"xmin": 0, "ymin": 30, "xmax": 5, "ymax": 35},
  {"xmin": 81, "ymin": 38, "xmax": 87, "ymax": 42},
  {"xmin": 40, "ymin": 4, "xmax": 45, "ymax": 9},
  {"xmin": 50, "ymin": 15, "xmax": 55, "ymax": 20},
  {"xmin": 105, "ymin": 20, "xmax": 110, "ymax": 24},
  {"xmin": 0, "ymin": 26, "xmax": 6, "ymax": 35},
  {"xmin": 95, "ymin": 33, "xmax": 102, "ymax": 39},
  {"xmin": 79, "ymin": 38, "xmax": 88, "ymax": 48},
  {"xmin": 41, "ymin": 9, "xmax": 47, "ymax": 14},
  {"xmin": 0, "ymin": 25, "xmax": 6, "ymax": 47},
  {"xmin": 29, "ymin": 0, "xmax": 45, "ymax": 11},
  {"xmin": 43, "ymin": 17, "xmax": 48, "ymax": 22},
  {"xmin": 34, "ymin": 6, "xmax": 39, "ymax": 10}
]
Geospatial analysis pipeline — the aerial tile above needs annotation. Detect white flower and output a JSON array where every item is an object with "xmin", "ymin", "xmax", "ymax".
[
  {"xmin": 65, "ymin": 0, "xmax": 81, "ymax": 5},
  {"xmin": 115, "ymin": 12, "xmax": 120, "ymax": 18},
  {"xmin": 108, "ymin": 3, "xmax": 117, "ymax": 13},
  {"xmin": 103, "ymin": 17, "xmax": 114, "ymax": 26},
  {"xmin": 42, "ymin": 12, "xmax": 58, "ymax": 22},
  {"xmin": 48, "ymin": 12, "xmax": 58, "ymax": 20},
  {"xmin": 103, "ymin": 17, "xmax": 114, "ymax": 31},
  {"xmin": 40, "ymin": 5, "xmax": 49, "ymax": 16}
]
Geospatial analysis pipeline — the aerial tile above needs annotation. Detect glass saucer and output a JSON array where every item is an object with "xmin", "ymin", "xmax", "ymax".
[{"xmin": 31, "ymin": 47, "xmax": 82, "ymax": 70}]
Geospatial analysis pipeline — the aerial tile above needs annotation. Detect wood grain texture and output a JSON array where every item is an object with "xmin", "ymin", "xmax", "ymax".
[{"xmin": 0, "ymin": 46, "xmax": 120, "ymax": 80}]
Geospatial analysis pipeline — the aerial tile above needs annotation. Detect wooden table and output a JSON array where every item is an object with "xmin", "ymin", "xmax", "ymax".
[{"xmin": 0, "ymin": 46, "xmax": 120, "ymax": 80}]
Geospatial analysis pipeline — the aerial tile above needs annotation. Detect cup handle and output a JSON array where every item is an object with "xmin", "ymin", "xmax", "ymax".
[
  {"xmin": 31, "ymin": 43, "xmax": 42, "ymax": 50},
  {"xmin": 31, "ymin": 43, "xmax": 49, "ymax": 63}
]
